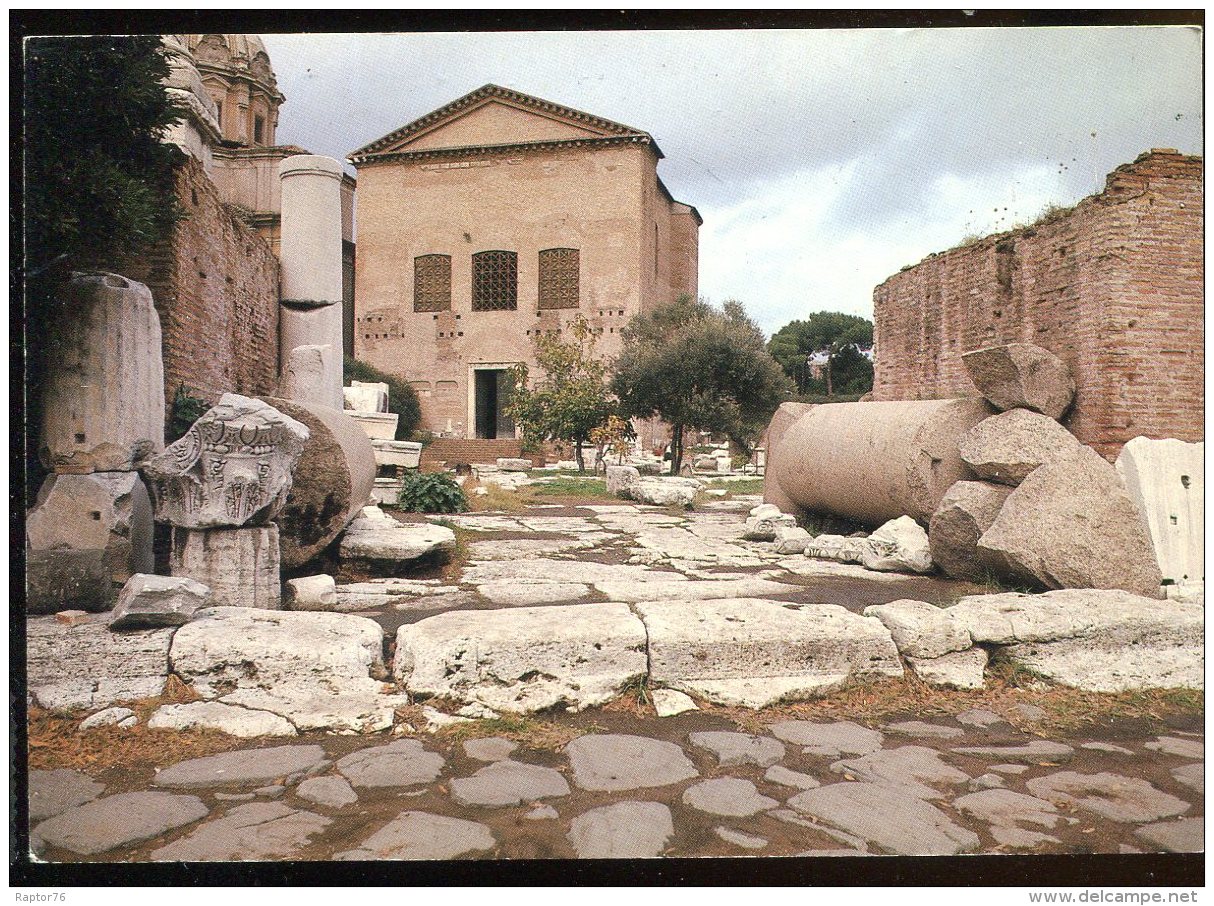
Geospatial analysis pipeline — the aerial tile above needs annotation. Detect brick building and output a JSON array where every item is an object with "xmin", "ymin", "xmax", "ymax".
[
  {"xmin": 872, "ymin": 150, "xmax": 1203, "ymax": 459},
  {"xmin": 349, "ymin": 84, "xmax": 700, "ymax": 441}
]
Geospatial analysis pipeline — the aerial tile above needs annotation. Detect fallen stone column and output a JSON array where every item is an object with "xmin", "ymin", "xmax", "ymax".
[
  {"xmin": 764, "ymin": 398, "xmax": 992, "ymax": 525},
  {"xmin": 263, "ymin": 397, "xmax": 376, "ymax": 570},
  {"xmin": 759, "ymin": 402, "xmax": 814, "ymax": 514},
  {"xmin": 278, "ymin": 155, "xmax": 345, "ymax": 410},
  {"xmin": 961, "ymin": 343, "xmax": 1075, "ymax": 420}
]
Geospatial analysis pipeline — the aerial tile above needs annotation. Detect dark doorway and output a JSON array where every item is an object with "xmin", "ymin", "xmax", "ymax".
[{"xmin": 474, "ymin": 369, "xmax": 515, "ymax": 439}]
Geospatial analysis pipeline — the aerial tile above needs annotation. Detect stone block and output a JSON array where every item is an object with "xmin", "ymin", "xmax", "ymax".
[
  {"xmin": 862, "ymin": 599, "xmax": 970, "ymax": 659},
  {"xmin": 948, "ymin": 589, "xmax": 1203, "ymax": 692},
  {"xmin": 39, "ymin": 272, "xmax": 165, "ymax": 474},
  {"xmin": 605, "ymin": 465, "xmax": 640, "ymax": 498},
  {"xmin": 632, "ymin": 478, "xmax": 697, "ymax": 508},
  {"xmin": 743, "ymin": 511, "xmax": 798, "ymax": 541},
  {"xmin": 961, "ymin": 343, "xmax": 1075, "ymax": 419},
  {"xmin": 496, "ymin": 458, "xmax": 532, "ymax": 472},
  {"xmin": 263, "ymin": 397, "xmax": 377, "ymax": 570},
  {"xmin": 343, "ymin": 381, "xmax": 389, "ymax": 414},
  {"xmin": 348, "ymin": 410, "xmax": 399, "ymax": 441},
  {"xmin": 928, "ymin": 481, "xmax": 1012, "ymax": 581},
  {"xmin": 338, "ymin": 506, "xmax": 456, "ymax": 573},
  {"xmin": 279, "ymin": 344, "xmax": 341, "ymax": 410},
  {"xmin": 1115, "ymin": 436, "xmax": 1203, "ymax": 588},
  {"xmin": 108, "ymin": 573, "xmax": 210, "ymax": 630},
  {"xmin": 906, "ymin": 649, "xmax": 989, "ymax": 690},
  {"xmin": 977, "ymin": 446, "xmax": 1163, "ymax": 597},
  {"xmin": 372, "ymin": 440, "xmax": 422, "ymax": 469},
  {"xmin": 394, "ymin": 602, "xmax": 648, "ymax": 713},
  {"xmin": 283, "ymin": 574, "xmax": 338, "ymax": 611},
  {"xmin": 25, "ymin": 549, "xmax": 113, "ymax": 614},
  {"xmin": 773, "ymin": 525, "xmax": 811, "ymax": 554},
  {"xmin": 638, "ymin": 598, "xmax": 903, "ymax": 708},
  {"xmin": 859, "ymin": 516, "xmax": 933, "ymax": 574},
  {"xmin": 960, "ymin": 409, "xmax": 1084, "ymax": 486},
  {"xmin": 170, "ymin": 525, "xmax": 281, "ymax": 610},
  {"xmin": 803, "ymin": 534, "xmax": 868, "ymax": 563},
  {"xmin": 27, "ymin": 617, "xmax": 174, "ymax": 709},
  {"xmin": 144, "ymin": 394, "xmax": 309, "ymax": 529}
]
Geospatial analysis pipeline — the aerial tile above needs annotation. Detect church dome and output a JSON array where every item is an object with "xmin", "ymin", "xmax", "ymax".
[
  {"xmin": 186, "ymin": 34, "xmax": 280, "ymax": 95},
  {"xmin": 183, "ymin": 34, "xmax": 283, "ymax": 147}
]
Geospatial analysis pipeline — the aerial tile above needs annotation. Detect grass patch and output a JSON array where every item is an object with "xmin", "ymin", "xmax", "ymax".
[
  {"xmin": 705, "ymin": 477, "xmax": 765, "ymax": 496},
  {"xmin": 525, "ymin": 475, "xmax": 615, "ymax": 501},
  {"xmin": 467, "ymin": 483, "xmax": 527, "ymax": 513},
  {"xmin": 431, "ymin": 713, "xmax": 591, "ymax": 752}
]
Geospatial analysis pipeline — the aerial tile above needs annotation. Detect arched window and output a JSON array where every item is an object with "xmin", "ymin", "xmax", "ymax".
[
  {"xmin": 414, "ymin": 254, "xmax": 452, "ymax": 312},
  {"xmin": 471, "ymin": 251, "xmax": 518, "ymax": 311},
  {"xmin": 538, "ymin": 248, "xmax": 580, "ymax": 310}
]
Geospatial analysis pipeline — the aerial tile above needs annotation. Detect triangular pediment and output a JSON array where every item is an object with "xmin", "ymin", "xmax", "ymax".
[{"xmin": 350, "ymin": 84, "xmax": 654, "ymax": 160}]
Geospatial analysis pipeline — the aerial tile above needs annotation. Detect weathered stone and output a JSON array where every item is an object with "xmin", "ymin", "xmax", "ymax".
[
  {"xmin": 1081, "ymin": 742, "xmax": 1134, "ymax": 756},
  {"xmin": 863, "ymin": 599, "xmax": 969, "ymax": 659},
  {"xmin": 35, "ymin": 791, "xmax": 208, "ymax": 856},
  {"xmin": 803, "ymin": 533, "xmax": 868, "ymax": 563},
  {"xmin": 27, "ymin": 617, "xmax": 173, "ymax": 709},
  {"xmin": 343, "ymin": 380, "xmax": 389, "ymax": 414},
  {"xmin": 959, "ymin": 409, "xmax": 1084, "ymax": 487},
  {"xmin": 953, "ymin": 741, "xmax": 1075, "ymax": 764},
  {"xmin": 1026, "ymin": 771, "xmax": 1190, "ymax": 823},
  {"xmin": 970, "ymin": 773, "xmax": 1006, "ymax": 791},
  {"xmin": 347, "ymin": 410, "xmax": 399, "ymax": 442},
  {"xmin": 294, "ymin": 775, "xmax": 358, "ymax": 809},
  {"xmin": 371, "ymin": 439, "xmax": 422, "ymax": 470},
  {"xmin": 977, "ymin": 447, "xmax": 1163, "ymax": 597},
  {"xmin": 496, "ymin": 458, "xmax": 532, "ymax": 472},
  {"xmin": 768, "ymin": 721, "xmax": 884, "ymax": 758},
  {"xmin": 144, "ymin": 394, "xmax": 308, "ymax": 529},
  {"xmin": 336, "ymin": 811, "xmax": 495, "ymax": 860},
  {"xmin": 743, "ymin": 511, "xmax": 799, "ymax": 541},
  {"xmin": 772, "ymin": 524, "xmax": 812, "ymax": 554},
  {"xmin": 948, "ymin": 589, "xmax": 1203, "ymax": 692},
  {"xmin": 830, "ymin": 746, "xmax": 970, "ymax": 799},
  {"xmin": 566, "ymin": 734, "xmax": 698, "ymax": 791},
  {"xmin": 961, "ymin": 342, "xmax": 1075, "ymax": 419},
  {"xmin": 170, "ymin": 607, "xmax": 399, "ymax": 733},
  {"xmin": 1143, "ymin": 736, "xmax": 1202, "ymax": 759},
  {"xmin": 859, "ymin": 516, "xmax": 933, "ymax": 574},
  {"xmin": 335, "ymin": 740, "xmax": 445, "ymax": 789},
  {"xmin": 1171, "ymin": 763, "xmax": 1203, "ymax": 794},
  {"xmin": 280, "ymin": 344, "xmax": 343, "ymax": 412},
  {"xmin": 29, "ymin": 769, "xmax": 105, "ymax": 822},
  {"xmin": 788, "ymin": 782, "xmax": 979, "ymax": 856},
  {"xmin": 908, "ymin": 649, "xmax": 989, "ymax": 691},
  {"xmin": 1135, "ymin": 818, "xmax": 1204, "ymax": 853},
  {"xmin": 885, "ymin": 721, "xmax": 965, "ymax": 740},
  {"xmin": 652, "ymin": 688, "xmax": 699, "ymax": 717},
  {"xmin": 283, "ymin": 574, "xmax": 338, "ymax": 611},
  {"xmin": 1116, "ymin": 436, "xmax": 1203, "ymax": 589},
  {"xmin": 567, "ymin": 802, "xmax": 674, "ymax": 858},
  {"xmin": 54, "ymin": 609, "xmax": 93, "ymax": 627},
  {"xmin": 154, "ymin": 745, "xmax": 328, "ymax": 789},
  {"xmin": 763, "ymin": 397, "xmax": 993, "ymax": 525},
  {"xmin": 525, "ymin": 804, "xmax": 559, "ymax": 820},
  {"xmin": 150, "ymin": 801, "xmax": 331, "ymax": 861},
  {"xmin": 606, "ymin": 465, "xmax": 641, "ymax": 498},
  {"xmin": 265, "ymin": 397, "xmax": 376, "ymax": 570},
  {"xmin": 476, "ymin": 581, "xmax": 590, "ymax": 607},
  {"xmin": 170, "ymin": 525, "xmax": 281, "ymax": 610},
  {"xmin": 955, "ymin": 708, "xmax": 1005, "ymax": 728},
  {"xmin": 147, "ymin": 701, "xmax": 297, "ymax": 737},
  {"xmin": 598, "ymin": 577, "xmax": 793, "ymax": 602},
  {"xmin": 395, "ymin": 602, "xmax": 647, "ymax": 714},
  {"xmin": 953, "ymin": 789, "xmax": 1063, "ymax": 849},
  {"xmin": 80, "ymin": 707, "xmax": 136, "ymax": 730},
  {"xmin": 763, "ymin": 765, "xmax": 821, "ymax": 790},
  {"xmin": 463, "ymin": 737, "xmax": 518, "ymax": 762},
  {"xmin": 689, "ymin": 731, "xmax": 785, "ymax": 768},
  {"xmin": 928, "ymin": 480, "xmax": 1013, "ymax": 580},
  {"xmin": 108, "ymin": 573, "xmax": 210, "ymax": 629},
  {"xmin": 632, "ymin": 478, "xmax": 697, "ymax": 508},
  {"xmin": 640, "ymin": 599, "xmax": 902, "ymax": 708},
  {"xmin": 450, "ymin": 760, "xmax": 571, "ymax": 808},
  {"xmin": 25, "ymin": 550, "xmax": 112, "ymax": 615},
  {"xmin": 682, "ymin": 778, "xmax": 777, "ymax": 817},
  {"xmin": 716, "ymin": 827, "xmax": 767, "ymax": 849},
  {"xmin": 27, "ymin": 471, "xmax": 154, "ymax": 597},
  {"xmin": 338, "ymin": 506, "xmax": 456, "ymax": 569},
  {"xmin": 39, "ymin": 272, "xmax": 165, "ymax": 474}
]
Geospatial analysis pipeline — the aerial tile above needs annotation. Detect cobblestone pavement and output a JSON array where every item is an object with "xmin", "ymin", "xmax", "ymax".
[{"xmin": 26, "ymin": 497, "xmax": 1204, "ymax": 862}]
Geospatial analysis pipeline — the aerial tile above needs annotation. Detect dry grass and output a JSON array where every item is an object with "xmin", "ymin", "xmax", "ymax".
[
  {"xmin": 467, "ymin": 482, "xmax": 528, "ymax": 513},
  {"xmin": 434, "ymin": 715, "xmax": 590, "ymax": 752},
  {"xmin": 26, "ymin": 678, "xmax": 248, "ymax": 773}
]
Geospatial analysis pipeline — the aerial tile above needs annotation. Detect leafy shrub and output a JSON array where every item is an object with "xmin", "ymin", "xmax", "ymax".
[
  {"xmin": 398, "ymin": 472, "xmax": 468, "ymax": 514},
  {"xmin": 168, "ymin": 383, "xmax": 209, "ymax": 443},
  {"xmin": 343, "ymin": 358, "xmax": 422, "ymax": 440}
]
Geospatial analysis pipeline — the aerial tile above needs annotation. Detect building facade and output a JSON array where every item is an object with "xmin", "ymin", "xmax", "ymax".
[
  {"xmin": 349, "ymin": 84, "xmax": 700, "ymax": 439},
  {"xmin": 872, "ymin": 150, "xmax": 1203, "ymax": 460}
]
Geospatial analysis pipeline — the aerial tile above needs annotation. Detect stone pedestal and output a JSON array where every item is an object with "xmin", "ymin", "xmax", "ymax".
[
  {"xmin": 279, "ymin": 155, "xmax": 345, "ymax": 410},
  {"xmin": 170, "ymin": 525, "xmax": 281, "ymax": 609},
  {"xmin": 39, "ymin": 272, "xmax": 165, "ymax": 473}
]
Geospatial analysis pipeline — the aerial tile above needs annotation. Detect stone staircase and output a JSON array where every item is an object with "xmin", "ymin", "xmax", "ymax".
[{"xmin": 419, "ymin": 438, "xmax": 529, "ymax": 468}]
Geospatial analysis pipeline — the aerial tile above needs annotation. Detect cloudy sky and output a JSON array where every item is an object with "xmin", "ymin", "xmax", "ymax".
[{"xmin": 263, "ymin": 26, "xmax": 1202, "ymax": 336}]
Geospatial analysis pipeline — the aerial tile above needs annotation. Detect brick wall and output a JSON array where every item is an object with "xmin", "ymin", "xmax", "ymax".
[
  {"xmin": 125, "ymin": 154, "xmax": 280, "ymax": 411},
  {"xmin": 872, "ymin": 150, "xmax": 1203, "ymax": 459}
]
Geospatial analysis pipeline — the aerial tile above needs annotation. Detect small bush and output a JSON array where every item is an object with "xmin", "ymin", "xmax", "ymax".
[
  {"xmin": 398, "ymin": 472, "xmax": 468, "ymax": 514},
  {"xmin": 344, "ymin": 358, "xmax": 422, "ymax": 440},
  {"xmin": 168, "ymin": 383, "xmax": 209, "ymax": 443}
]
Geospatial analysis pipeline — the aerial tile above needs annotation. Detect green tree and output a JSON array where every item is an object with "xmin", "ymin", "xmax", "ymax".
[
  {"xmin": 343, "ymin": 358, "xmax": 423, "ymax": 441},
  {"xmin": 506, "ymin": 316, "xmax": 615, "ymax": 472},
  {"xmin": 767, "ymin": 311, "xmax": 874, "ymax": 397},
  {"xmin": 612, "ymin": 295, "xmax": 793, "ymax": 475}
]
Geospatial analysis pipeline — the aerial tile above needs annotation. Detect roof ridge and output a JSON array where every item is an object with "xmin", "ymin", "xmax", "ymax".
[{"xmin": 348, "ymin": 83, "xmax": 653, "ymax": 160}]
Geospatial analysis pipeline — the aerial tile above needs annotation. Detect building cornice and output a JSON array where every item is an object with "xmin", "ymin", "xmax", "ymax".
[{"xmin": 350, "ymin": 133, "xmax": 657, "ymax": 167}]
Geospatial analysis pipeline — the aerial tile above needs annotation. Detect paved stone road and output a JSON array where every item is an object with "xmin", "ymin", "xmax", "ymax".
[{"xmin": 26, "ymin": 497, "xmax": 1204, "ymax": 861}]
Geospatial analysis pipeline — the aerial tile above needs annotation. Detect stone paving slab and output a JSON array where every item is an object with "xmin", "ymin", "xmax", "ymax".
[
  {"xmin": 566, "ymin": 734, "xmax": 698, "ymax": 791},
  {"xmin": 154, "ymin": 745, "xmax": 329, "ymax": 789},
  {"xmin": 150, "ymin": 801, "xmax": 331, "ymax": 861},
  {"xmin": 29, "ymin": 769, "xmax": 105, "ymax": 822},
  {"xmin": 1025, "ymin": 771, "xmax": 1191, "ymax": 823},
  {"xmin": 35, "ymin": 792, "xmax": 208, "ymax": 856},
  {"xmin": 567, "ymin": 802, "xmax": 675, "ymax": 858},
  {"xmin": 768, "ymin": 721, "xmax": 884, "ymax": 758},
  {"xmin": 336, "ymin": 811, "xmax": 496, "ymax": 860},
  {"xmin": 682, "ymin": 778, "xmax": 778, "ymax": 817},
  {"xmin": 450, "ymin": 760, "xmax": 570, "ymax": 808},
  {"xmin": 335, "ymin": 739, "xmax": 445, "ymax": 788}
]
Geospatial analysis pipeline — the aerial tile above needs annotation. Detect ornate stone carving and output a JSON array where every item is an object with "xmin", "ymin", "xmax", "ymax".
[{"xmin": 144, "ymin": 394, "xmax": 309, "ymax": 528}]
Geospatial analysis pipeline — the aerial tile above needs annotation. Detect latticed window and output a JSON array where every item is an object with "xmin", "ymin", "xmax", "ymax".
[
  {"xmin": 413, "ymin": 254, "xmax": 452, "ymax": 312},
  {"xmin": 471, "ymin": 251, "xmax": 518, "ymax": 311},
  {"xmin": 538, "ymin": 248, "xmax": 580, "ymax": 310}
]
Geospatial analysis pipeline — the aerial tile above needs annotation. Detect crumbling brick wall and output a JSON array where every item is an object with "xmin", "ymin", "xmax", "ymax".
[
  {"xmin": 125, "ymin": 154, "xmax": 280, "ymax": 412},
  {"xmin": 872, "ymin": 150, "xmax": 1203, "ymax": 459}
]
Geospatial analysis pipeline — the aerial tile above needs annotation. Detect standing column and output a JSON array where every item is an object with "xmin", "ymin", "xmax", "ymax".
[{"xmin": 278, "ymin": 154, "xmax": 345, "ymax": 410}]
